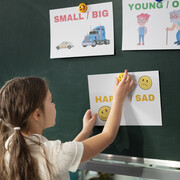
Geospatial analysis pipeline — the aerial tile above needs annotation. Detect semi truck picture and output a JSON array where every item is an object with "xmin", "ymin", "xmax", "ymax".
[{"xmin": 82, "ymin": 26, "xmax": 110, "ymax": 47}]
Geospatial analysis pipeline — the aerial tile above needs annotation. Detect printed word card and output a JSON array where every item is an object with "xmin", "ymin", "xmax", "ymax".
[
  {"xmin": 88, "ymin": 71, "xmax": 162, "ymax": 126},
  {"xmin": 122, "ymin": 0, "xmax": 180, "ymax": 50},
  {"xmin": 50, "ymin": 2, "xmax": 114, "ymax": 59}
]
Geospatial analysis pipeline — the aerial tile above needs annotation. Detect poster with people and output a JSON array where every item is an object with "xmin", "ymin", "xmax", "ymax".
[
  {"xmin": 88, "ymin": 71, "xmax": 162, "ymax": 126},
  {"xmin": 122, "ymin": 0, "xmax": 180, "ymax": 50},
  {"xmin": 49, "ymin": 2, "xmax": 114, "ymax": 59}
]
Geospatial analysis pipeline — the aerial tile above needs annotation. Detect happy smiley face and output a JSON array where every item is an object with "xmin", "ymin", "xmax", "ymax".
[
  {"xmin": 117, "ymin": 73, "xmax": 124, "ymax": 82},
  {"xmin": 138, "ymin": 76, "xmax": 152, "ymax": 90},
  {"xmin": 78, "ymin": 3, "xmax": 87, "ymax": 13},
  {"xmin": 98, "ymin": 106, "xmax": 111, "ymax": 121}
]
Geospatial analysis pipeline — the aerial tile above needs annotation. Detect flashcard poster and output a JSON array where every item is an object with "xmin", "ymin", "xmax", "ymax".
[
  {"xmin": 49, "ymin": 2, "xmax": 114, "ymax": 59},
  {"xmin": 122, "ymin": 0, "xmax": 180, "ymax": 50},
  {"xmin": 88, "ymin": 71, "xmax": 162, "ymax": 126}
]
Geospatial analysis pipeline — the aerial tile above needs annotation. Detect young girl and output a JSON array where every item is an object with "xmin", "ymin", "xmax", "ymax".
[{"xmin": 0, "ymin": 70, "xmax": 134, "ymax": 180}]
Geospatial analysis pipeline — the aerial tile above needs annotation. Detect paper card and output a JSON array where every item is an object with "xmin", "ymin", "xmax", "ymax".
[
  {"xmin": 49, "ymin": 2, "xmax": 114, "ymax": 59},
  {"xmin": 88, "ymin": 71, "xmax": 162, "ymax": 126},
  {"xmin": 122, "ymin": 0, "xmax": 180, "ymax": 50}
]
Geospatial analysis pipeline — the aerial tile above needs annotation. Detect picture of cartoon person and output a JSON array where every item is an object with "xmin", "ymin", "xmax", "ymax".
[
  {"xmin": 137, "ymin": 13, "xmax": 150, "ymax": 45},
  {"xmin": 166, "ymin": 10, "xmax": 180, "ymax": 45}
]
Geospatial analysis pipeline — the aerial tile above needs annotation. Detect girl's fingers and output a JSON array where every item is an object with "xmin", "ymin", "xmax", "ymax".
[
  {"xmin": 115, "ymin": 78, "xmax": 119, "ymax": 86},
  {"xmin": 129, "ymin": 80, "xmax": 135, "ymax": 91},
  {"xmin": 123, "ymin": 74, "xmax": 132, "ymax": 88},
  {"xmin": 91, "ymin": 113, "xmax": 97, "ymax": 121},
  {"xmin": 127, "ymin": 77, "xmax": 135, "ymax": 91},
  {"xmin": 121, "ymin": 69, "xmax": 128, "ymax": 84},
  {"xmin": 125, "ymin": 74, "xmax": 131, "ymax": 84},
  {"xmin": 129, "ymin": 78, "xmax": 135, "ymax": 86},
  {"xmin": 84, "ymin": 109, "xmax": 91, "ymax": 119}
]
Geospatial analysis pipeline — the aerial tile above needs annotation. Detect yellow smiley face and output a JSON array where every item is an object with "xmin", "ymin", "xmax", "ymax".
[
  {"xmin": 78, "ymin": 3, "xmax": 87, "ymax": 13},
  {"xmin": 138, "ymin": 76, "xmax": 152, "ymax": 90},
  {"xmin": 117, "ymin": 73, "xmax": 124, "ymax": 82},
  {"xmin": 98, "ymin": 106, "xmax": 111, "ymax": 121}
]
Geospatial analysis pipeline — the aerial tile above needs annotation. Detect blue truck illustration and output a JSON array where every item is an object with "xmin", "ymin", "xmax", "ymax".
[{"xmin": 82, "ymin": 26, "xmax": 110, "ymax": 47}]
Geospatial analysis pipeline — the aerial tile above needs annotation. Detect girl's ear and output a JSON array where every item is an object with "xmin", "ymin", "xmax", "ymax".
[{"xmin": 32, "ymin": 109, "xmax": 42, "ymax": 122}]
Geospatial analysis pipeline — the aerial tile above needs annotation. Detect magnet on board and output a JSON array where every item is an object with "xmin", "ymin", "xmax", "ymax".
[{"xmin": 78, "ymin": 3, "xmax": 87, "ymax": 13}]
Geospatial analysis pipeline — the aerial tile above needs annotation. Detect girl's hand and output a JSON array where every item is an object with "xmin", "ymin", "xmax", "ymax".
[
  {"xmin": 113, "ymin": 69, "xmax": 135, "ymax": 103},
  {"xmin": 82, "ymin": 109, "xmax": 97, "ymax": 137}
]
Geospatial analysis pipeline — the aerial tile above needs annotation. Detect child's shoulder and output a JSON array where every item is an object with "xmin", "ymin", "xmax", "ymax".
[
  {"xmin": 27, "ymin": 134, "xmax": 62, "ymax": 148},
  {"xmin": 28, "ymin": 134, "xmax": 82, "ymax": 153}
]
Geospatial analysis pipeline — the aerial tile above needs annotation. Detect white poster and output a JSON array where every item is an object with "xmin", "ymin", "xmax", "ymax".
[
  {"xmin": 122, "ymin": 0, "xmax": 180, "ymax": 50},
  {"xmin": 49, "ymin": 2, "xmax": 114, "ymax": 59},
  {"xmin": 88, "ymin": 71, "xmax": 162, "ymax": 126}
]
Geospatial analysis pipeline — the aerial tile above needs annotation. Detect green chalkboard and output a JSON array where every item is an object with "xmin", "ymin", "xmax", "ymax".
[{"xmin": 0, "ymin": 0, "xmax": 180, "ymax": 162}]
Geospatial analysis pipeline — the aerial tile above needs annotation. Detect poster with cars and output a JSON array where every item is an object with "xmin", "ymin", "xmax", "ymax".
[
  {"xmin": 49, "ymin": 2, "xmax": 114, "ymax": 59},
  {"xmin": 88, "ymin": 71, "xmax": 162, "ymax": 126},
  {"xmin": 122, "ymin": 0, "xmax": 180, "ymax": 50}
]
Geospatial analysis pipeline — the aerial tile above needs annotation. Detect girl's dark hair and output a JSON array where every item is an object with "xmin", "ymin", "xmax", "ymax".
[{"xmin": 0, "ymin": 77, "xmax": 52, "ymax": 180}]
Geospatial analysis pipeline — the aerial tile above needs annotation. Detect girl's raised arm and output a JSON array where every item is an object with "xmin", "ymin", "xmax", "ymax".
[{"xmin": 80, "ymin": 70, "xmax": 135, "ymax": 163}]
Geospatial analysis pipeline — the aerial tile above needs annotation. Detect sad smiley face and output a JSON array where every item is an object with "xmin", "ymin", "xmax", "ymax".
[{"xmin": 138, "ymin": 76, "xmax": 152, "ymax": 90}]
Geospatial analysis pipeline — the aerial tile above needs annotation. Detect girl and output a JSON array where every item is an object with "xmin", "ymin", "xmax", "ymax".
[{"xmin": 0, "ymin": 70, "xmax": 134, "ymax": 180}]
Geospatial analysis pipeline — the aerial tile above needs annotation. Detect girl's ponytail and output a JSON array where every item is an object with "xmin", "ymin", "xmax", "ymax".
[
  {"xmin": 0, "ymin": 118, "xmax": 11, "ymax": 178},
  {"xmin": 9, "ymin": 130, "xmax": 40, "ymax": 180},
  {"xmin": 0, "ymin": 118, "xmax": 11, "ymax": 149}
]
